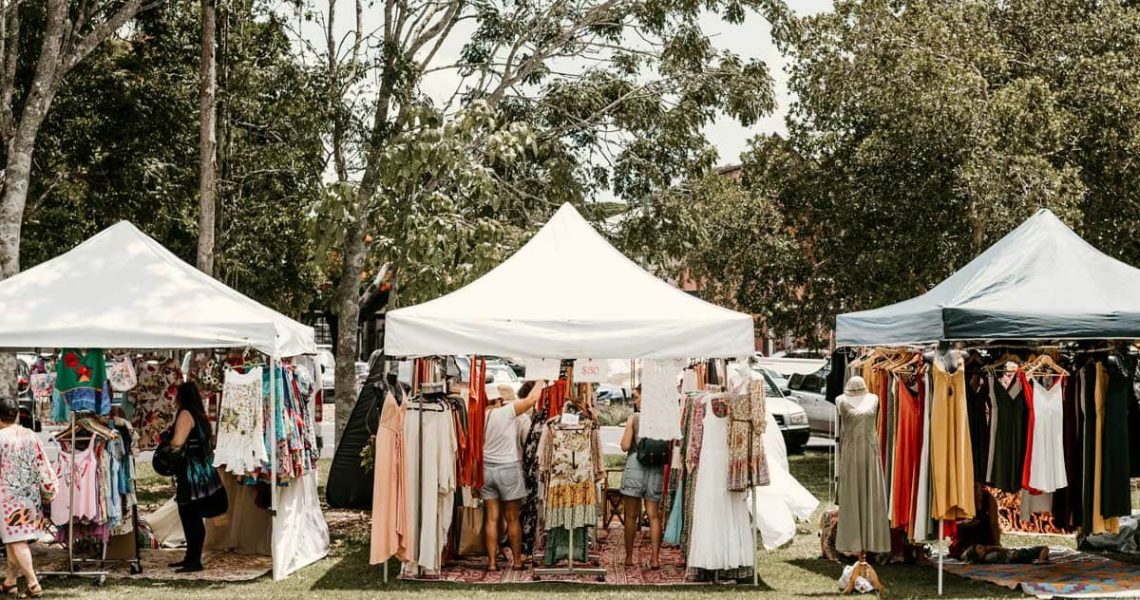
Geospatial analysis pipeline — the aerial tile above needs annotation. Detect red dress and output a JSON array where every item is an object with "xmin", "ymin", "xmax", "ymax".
[{"xmin": 891, "ymin": 376, "xmax": 923, "ymax": 529}]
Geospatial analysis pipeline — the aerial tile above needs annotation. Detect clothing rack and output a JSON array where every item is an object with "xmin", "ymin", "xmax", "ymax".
[
  {"xmin": 533, "ymin": 420, "xmax": 606, "ymax": 582},
  {"xmin": 41, "ymin": 412, "xmax": 142, "ymax": 584}
]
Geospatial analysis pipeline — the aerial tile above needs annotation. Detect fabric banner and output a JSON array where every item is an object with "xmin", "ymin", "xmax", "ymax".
[
  {"xmin": 640, "ymin": 359, "xmax": 685, "ymax": 440},
  {"xmin": 523, "ymin": 358, "xmax": 560, "ymax": 380}
]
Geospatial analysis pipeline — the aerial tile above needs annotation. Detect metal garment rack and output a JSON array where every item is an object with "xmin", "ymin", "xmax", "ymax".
[
  {"xmin": 41, "ymin": 411, "xmax": 142, "ymax": 584},
  {"xmin": 533, "ymin": 422, "xmax": 606, "ymax": 581}
]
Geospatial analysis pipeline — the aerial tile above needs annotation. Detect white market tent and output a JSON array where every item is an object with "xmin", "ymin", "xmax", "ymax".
[
  {"xmin": 0, "ymin": 221, "xmax": 327, "ymax": 580},
  {"xmin": 385, "ymin": 203, "xmax": 755, "ymax": 359}
]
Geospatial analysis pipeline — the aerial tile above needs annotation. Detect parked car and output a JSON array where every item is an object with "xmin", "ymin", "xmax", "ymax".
[
  {"xmin": 595, "ymin": 384, "xmax": 630, "ymax": 406},
  {"xmin": 453, "ymin": 356, "xmax": 522, "ymax": 394},
  {"xmin": 756, "ymin": 366, "xmax": 791, "ymax": 396},
  {"xmin": 787, "ymin": 365, "xmax": 835, "ymax": 438},
  {"xmin": 754, "ymin": 367, "xmax": 811, "ymax": 454},
  {"xmin": 316, "ymin": 345, "xmax": 336, "ymax": 399}
]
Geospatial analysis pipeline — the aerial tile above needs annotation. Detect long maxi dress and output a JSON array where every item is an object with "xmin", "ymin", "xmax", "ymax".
[{"xmin": 836, "ymin": 393, "xmax": 890, "ymax": 554}]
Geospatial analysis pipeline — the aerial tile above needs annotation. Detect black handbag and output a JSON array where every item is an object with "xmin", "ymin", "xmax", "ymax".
[
  {"xmin": 152, "ymin": 432, "xmax": 183, "ymax": 477},
  {"xmin": 635, "ymin": 437, "xmax": 672, "ymax": 467}
]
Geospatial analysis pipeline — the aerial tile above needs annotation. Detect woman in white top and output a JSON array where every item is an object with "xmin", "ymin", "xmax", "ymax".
[{"xmin": 482, "ymin": 380, "xmax": 544, "ymax": 571}]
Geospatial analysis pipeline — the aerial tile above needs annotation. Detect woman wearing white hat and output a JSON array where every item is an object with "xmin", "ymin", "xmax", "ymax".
[{"xmin": 482, "ymin": 380, "xmax": 544, "ymax": 571}]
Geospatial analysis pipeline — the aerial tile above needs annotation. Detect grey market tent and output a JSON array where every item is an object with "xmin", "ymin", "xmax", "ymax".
[{"xmin": 836, "ymin": 209, "xmax": 1140, "ymax": 346}]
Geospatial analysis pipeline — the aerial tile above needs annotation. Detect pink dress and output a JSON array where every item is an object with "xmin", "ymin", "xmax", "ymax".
[
  {"xmin": 51, "ymin": 443, "xmax": 100, "ymax": 525},
  {"xmin": 0, "ymin": 426, "xmax": 57, "ymax": 543},
  {"xmin": 370, "ymin": 391, "xmax": 408, "ymax": 565}
]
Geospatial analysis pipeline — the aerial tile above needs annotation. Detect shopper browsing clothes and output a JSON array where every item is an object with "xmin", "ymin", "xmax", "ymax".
[
  {"xmin": 482, "ymin": 379, "xmax": 545, "ymax": 571},
  {"xmin": 0, "ymin": 396, "xmax": 56, "ymax": 598},
  {"xmin": 620, "ymin": 385, "xmax": 665, "ymax": 569},
  {"xmin": 166, "ymin": 382, "xmax": 228, "ymax": 573}
]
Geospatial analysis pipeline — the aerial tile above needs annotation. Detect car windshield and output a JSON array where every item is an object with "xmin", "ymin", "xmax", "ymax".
[{"xmin": 488, "ymin": 365, "xmax": 518, "ymax": 383}]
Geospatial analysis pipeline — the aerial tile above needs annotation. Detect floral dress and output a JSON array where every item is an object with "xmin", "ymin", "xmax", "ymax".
[
  {"xmin": 0, "ymin": 425, "xmax": 57, "ymax": 543},
  {"xmin": 131, "ymin": 358, "xmax": 182, "ymax": 451}
]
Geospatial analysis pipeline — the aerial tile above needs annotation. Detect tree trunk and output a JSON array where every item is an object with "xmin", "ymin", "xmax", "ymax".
[
  {"xmin": 195, "ymin": 0, "xmax": 218, "ymax": 275},
  {"xmin": 333, "ymin": 210, "xmax": 368, "ymax": 446}
]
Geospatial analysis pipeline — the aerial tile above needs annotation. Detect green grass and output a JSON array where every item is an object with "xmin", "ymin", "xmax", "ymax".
[{"xmin": 36, "ymin": 452, "xmax": 1129, "ymax": 599}]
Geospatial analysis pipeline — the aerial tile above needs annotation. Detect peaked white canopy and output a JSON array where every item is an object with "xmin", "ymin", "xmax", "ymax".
[
  {"xmin": 385, "ymin": 203, "xmax": 755, "ymax": 359},
  {"xmin": 0, "ymin": 221, "xmax": 314, "ymax": 356}
]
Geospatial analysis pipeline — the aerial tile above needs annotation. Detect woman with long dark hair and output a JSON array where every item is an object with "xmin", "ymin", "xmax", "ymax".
[{"xmin": 168, "ymin": 382, "xmax": 226, "ymax": 572}]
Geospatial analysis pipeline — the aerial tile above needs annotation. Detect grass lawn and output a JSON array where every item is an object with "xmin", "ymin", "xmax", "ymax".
[{"xmin": 38, "ymin": 451, "xmax": 1121, "ymax": 599}]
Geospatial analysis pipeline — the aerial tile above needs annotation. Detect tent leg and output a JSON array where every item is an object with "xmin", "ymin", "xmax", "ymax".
[
  {"xmin": 269, "ymin": 355, "xmax": 279, "ymax": 579},
  {"xmin": 938, "ymin": 519, "xmax": 943, "ymax": 596}
]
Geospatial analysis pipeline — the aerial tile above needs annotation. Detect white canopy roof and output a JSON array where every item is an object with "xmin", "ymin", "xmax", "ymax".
[
  {"xmin": 0, "ymin": 221, "xmax": 314, "ymax": 356},
  {"xmin": 385, "ymin": 203, "xmax": 754, "ymax": 359}
]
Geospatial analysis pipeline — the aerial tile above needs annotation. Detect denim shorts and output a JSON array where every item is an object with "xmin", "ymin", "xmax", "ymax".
[
  {"xmin": 620, "ymin": 453, "xmax": 665, "ymax": 502},
  {"xmin": 481, "ymin": 461, "xmax": 526, "ymax": 501}
]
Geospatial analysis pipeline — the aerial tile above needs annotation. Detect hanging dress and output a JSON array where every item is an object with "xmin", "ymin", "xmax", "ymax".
[
  {"xmin": 1101, "ymin": 355, "xmax": 1133, "ymax": 519},
  {"xmin": 990, "ymin": 375, "xmax": 1027, "ymax": 493},
  {"xmin": 370, "ymin": 389, "xmax": 408, "ymax": 565},
  {"xmin": 1027, "ymin": 377, "xmax": 1068, "ymax": 493},
  {"xmin": 213, "ymin": 366, "xmax": 268, "ymax": 475},
  {"xmin": 930, "ymin": 358, "xmax": 975, "ymax": 521},
  {"xmin": 891, "ymin": 376, "xmax": 922, "ymax": 529},
  {"xmin": 687, "ymin": 399, "xmax": 755, "ymax": 574},
  {"xmin": 836, "ymin": 393, "xmax": 890, "ymax": 554}
]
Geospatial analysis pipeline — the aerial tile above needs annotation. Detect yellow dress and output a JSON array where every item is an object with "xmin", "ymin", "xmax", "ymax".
[
  {"xmin": 930, "ymin": 358, "xmax": 975, "ymax": 521},
  {"xmin": 1092, "ymin": 362, "xmax": 1120, "ymax": 535}
]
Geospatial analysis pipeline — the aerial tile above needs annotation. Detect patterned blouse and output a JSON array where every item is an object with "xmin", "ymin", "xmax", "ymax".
[{"xmin": 0, "ymin": 425, "xmax": 57, "ymax": 543}]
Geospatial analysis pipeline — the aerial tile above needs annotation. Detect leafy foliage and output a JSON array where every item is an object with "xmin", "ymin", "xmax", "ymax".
[
  {"xmin": 652, "ymin": 0, "xmax": 1140, "ymax": 344},
  {"xmin": 21, "ymin": 3, "xmax": 326, "ymax": 315}
]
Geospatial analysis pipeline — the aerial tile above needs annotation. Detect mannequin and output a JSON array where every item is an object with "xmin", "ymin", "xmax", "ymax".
[{"xmin": 836, "ymin": 376, "xmax": 889, "ymax": 594}]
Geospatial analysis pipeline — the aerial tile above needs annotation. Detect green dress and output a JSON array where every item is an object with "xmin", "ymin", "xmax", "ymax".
[{"xmin": 836, "ymin": 394, "xmax": 890, "ymax": 554}]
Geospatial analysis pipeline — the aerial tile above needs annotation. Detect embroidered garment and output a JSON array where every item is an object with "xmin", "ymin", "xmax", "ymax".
[
  {"xmin": 214, "ymin": 367, "xmax": 268, "ymax": 475},
  {"xmin": 56, "ymin": 349, "xmax": 109, "ymax": 414},
  {"xmin": 0, "ymin": 426, "xmax": 56, "ymax": 543},
  {"xmin": 538, "ymin": 423, "xmax": 602, "ymax": 531},
  {"xmin": 726, "ymin": 380, "xmax": 770, "ymax": 491},
  {"xmin": 131, "ymin": 358, "xmax": 182, "ymax": 451}
]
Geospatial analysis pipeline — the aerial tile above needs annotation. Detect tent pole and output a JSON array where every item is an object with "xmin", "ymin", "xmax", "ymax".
[
  {"xmin": 270, "ymin": 354, "xmax": 278, "ymax": 579},
  {"xmin": 938, "ymin": 519, "xmax": 943, "ymax": 596}
]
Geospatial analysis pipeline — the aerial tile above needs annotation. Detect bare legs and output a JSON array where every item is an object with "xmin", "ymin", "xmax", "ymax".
[
  {"xmin": 484, "ymin": 499, "xmax": 502, "ymax": 571},
  {"xmin": 503, "ymin": 500, "xmax": 523, "ymax": 569},
  {"xmin": 623, "ymin": 496, "xmax": 641, "ymax": 566},
  {"xmin": 622, "ymin": 496, "xmax": 662, "ymax": 568},
  {"xmin": 4, "ymin": 542, "xmax": 39, "ymax": 593},
  {"xmin": 645, "ymin": 499, "xmax": 662, "ymax": 569},
  {"xmin": 484, "ymin": 499, "xmax": 524, "ymax": 571}
]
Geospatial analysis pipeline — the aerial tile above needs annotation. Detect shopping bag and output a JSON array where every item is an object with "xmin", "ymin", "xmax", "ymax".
[{"xmin": 458, "ymin": 506, "xmax": 486, "ymax": 556}]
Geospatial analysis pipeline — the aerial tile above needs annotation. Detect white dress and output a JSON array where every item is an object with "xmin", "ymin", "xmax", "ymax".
[
  {"xmin": 402, "ymin": 406, "xmax": 457, "ymax": 574},
  {"xmin": 1027, "ymin": 378, "xmax": 1068, "ymax": 492},
  {"xmin": 752, "ymin": 408, "xmax": 819, "ymax": 549},
  {"xmin": 213, "ymin": 367, "xmax": 267, "ymax": 475},
  {"xmin": 687, "ymin": 404, "xmax": 755, "ymax": 570}
]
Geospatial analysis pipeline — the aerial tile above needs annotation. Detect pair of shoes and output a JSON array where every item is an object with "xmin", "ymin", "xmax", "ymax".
[
  {"xmin": 19, "ymin": 583, "xmax": 41, "ymax": 599},
  {"xmin": 1, "ymin": 580, "xmax": 17, "ymax": 596},
  {"xmin": 175, "ymin": 564, "xmax": 204, "ymax": 574}
]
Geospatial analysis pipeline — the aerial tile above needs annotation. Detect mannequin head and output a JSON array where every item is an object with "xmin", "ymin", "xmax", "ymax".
[{"xmin": 844, "ymin": 376, "xmax": 868, "ymax": 398}]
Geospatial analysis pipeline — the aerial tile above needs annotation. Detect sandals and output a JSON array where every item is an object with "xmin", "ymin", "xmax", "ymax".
[
  {"xmin": 20, "ymin": 584, "xmax": 41, "ymax": 599},
  {"xmin": 1, "ymin": 581, "xmax": 16, "ymax": 597}
]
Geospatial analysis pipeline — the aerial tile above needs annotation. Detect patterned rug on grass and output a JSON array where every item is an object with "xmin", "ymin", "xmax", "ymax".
[
  {"xmin": 34, "ymin": 546, "xmax": 272, "ymax": 582},
  {"xmin": 400, "ymin": 525, "xmax": 705, "ymax": 585},
  {"xmin": 941, "ymin": 547, "xmax": 1140, "ymax": 599}
]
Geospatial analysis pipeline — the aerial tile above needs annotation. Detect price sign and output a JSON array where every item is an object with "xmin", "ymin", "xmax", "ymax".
[{"xmin": 574, "ymin": 359, "xmax": 609, "ymax": 383}]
